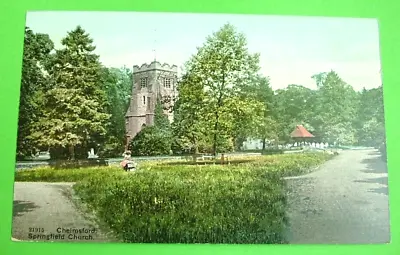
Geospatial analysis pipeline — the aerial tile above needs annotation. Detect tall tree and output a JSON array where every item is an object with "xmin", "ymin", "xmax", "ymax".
[
  {"xmin": 273, "ymin": 85, "xmax": 316, "ymax": 142},
  {"xmin": 98, "ymin": 66, "xmax": 132, "ymax": 157},
  {"xmin": 30, "ymin": 26, "xmax": 110, "ymax": 160},
  {"xmin": 182, "ymin": 23, "xmax": 262, "ymax": 156},
  {"xmin": 172, "ymin": 73, "xmax": 207, "ymax": 154},
  {"xmin": 311, "ymin": 72, "xmax": 328, "ymax": 88},
  {"xmin": 355, "ymin": 85, "xmax": 385, "ymax": 147},
  {"xmin": 17, "ymin": 27, "xmax": 54, "ymax": 159},
  {"xmin": 238, "ymin": 75, "xmax": 277, "ymax": 150},
  {"xmin": 312, "ymin": 71, "xmax": 358, "ymax": 145}
]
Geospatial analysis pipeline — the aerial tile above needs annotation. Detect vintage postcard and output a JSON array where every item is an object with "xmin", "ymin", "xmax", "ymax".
[{"xmin": 12, "ymin": 11, "xmax": 389, "ymax": 244}]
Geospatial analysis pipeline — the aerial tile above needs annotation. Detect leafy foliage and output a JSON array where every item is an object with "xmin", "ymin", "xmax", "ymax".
[
  {"xmin": 274, "ymin": 85, "xmax": 316, "ymax": 142},
  {"xmin": 17, "ymin": 24, "xmax": 386, "ymax": 160},
  {"xmin": 128, "ymin": 99, "xmax": 172, "ymax": 156},
  {"xmin": 29, "ymin": 26, "xmax": 110, "ymax": 159},
  {"xmin": 172, "ymin": 73, "xmax": 208, "ymax": 154},
  {"xmin": 354, "ymin": 86, "xmax": 385, "ymax": 147},
  {"xmin": 97, "ymin": 66, "xmax": 133, "ymax": 157},
  {"xmin": 17, "ymin": 27, "xmax": 54, "ymax": 159},
  {"xmin": 128, "ymin": 126, "xmax": 172, "ymax": 156},
  {"xmin": 176, "ymin": 23, "xmax": 264, "ymax": 155}
]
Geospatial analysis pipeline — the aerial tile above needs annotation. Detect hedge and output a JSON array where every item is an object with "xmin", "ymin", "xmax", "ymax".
[{"xmin": 72, "ymin": 152, "xmax": 333, "ymax": 244}]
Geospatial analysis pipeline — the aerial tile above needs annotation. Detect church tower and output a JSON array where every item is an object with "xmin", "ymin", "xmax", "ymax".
[{"xmin": 125, "ymin": 61, "xmax": 178, "ymax": 147}]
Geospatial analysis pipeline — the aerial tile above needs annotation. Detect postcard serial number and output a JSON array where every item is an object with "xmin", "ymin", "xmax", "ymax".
[{"xmin": 29, "ymin": 227, "xmax": 44, "ymax": 233}]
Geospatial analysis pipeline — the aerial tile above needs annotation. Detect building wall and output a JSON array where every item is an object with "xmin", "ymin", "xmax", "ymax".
[
  {"xmin": 125, "ymin": 61, "xmax": 178, "ymax": 146},
  {"xmin": 242, "ymin": 139, "xmax": 264, "ymax": 150}
]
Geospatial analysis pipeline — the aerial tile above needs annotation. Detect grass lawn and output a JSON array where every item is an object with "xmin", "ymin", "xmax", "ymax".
[{"xmin": 14, "ymin": 152, "xmax": 335, "ymax": 244}]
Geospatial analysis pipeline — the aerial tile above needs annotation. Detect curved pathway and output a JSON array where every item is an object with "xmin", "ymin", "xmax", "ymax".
[
  {"xmin": 285, "ymin": 149, "xmax": 390, "ymax": 244},
  {"xmin": 12, "ymin": 182, "xmax": 115, "ymax": 242}
]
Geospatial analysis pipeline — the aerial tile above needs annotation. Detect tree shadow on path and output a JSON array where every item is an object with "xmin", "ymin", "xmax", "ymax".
[
  {"xmin": 13, "ymin": 200, "xmax": 39, "ymax": 217},
  {"xmin": 361, "ymin": 153, "xmax": 388, "ymax": 175},
  {"xmin": 354, "ymin": 152, "xmax": 389, "ymax": 195}
]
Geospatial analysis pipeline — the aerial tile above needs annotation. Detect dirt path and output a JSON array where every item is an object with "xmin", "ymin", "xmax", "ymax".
[
  {"xmin": 12, "ymin": 182, "xmax": 116, "ymax": 242},
  {"xmin": 285, "ymin": 149, "xmax": 390, "ymax": 244}
]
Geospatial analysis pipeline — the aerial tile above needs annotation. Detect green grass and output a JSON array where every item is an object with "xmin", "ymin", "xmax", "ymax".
[
  {"xmin": 15, "ymin": 152, "xmax": 333, "ymax": 182},
  {"xmin": 14, "ymin": 152, "xmax": 334, "ymax": 244},
  {"xmin": 14, "ymin": 166, "xmax": 122, "ymax": 182}
]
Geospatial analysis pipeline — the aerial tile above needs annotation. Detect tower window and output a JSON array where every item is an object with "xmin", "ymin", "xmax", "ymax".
[
  {"xmin": 140, "ymin": 77, "xmax": 148, "ymax": 88},
  {"xmin": 147, "ymin": 97, "xmax": 151, "ymax": 110},
  {"xmin": 163, "ymin": 78, "xmax": 171, "ymax": 88},
  {"xmin": 143, "ymin": 96, "xmax": 146, "ymax": 105}
]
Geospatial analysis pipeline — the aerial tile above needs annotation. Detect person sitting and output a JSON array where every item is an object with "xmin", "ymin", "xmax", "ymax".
[{"xmin": 120, "ymin": 150, "xmax": 137, "ymax": 171}]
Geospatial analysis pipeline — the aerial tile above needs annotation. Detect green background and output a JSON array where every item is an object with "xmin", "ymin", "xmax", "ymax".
[{"xmin": 0, "ymin": 0, "xmax": 398, "ymax": 254}]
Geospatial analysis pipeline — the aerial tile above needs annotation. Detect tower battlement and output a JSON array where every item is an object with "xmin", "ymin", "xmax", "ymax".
[{"xmin": 133, "ymin": 61, "xmax": 178, "ymax": 73}]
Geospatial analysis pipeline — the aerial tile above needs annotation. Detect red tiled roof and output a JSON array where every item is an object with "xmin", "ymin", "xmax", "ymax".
[{"xmin": 290, "ymin": 125, "xmax": 314, "ymax": 138}]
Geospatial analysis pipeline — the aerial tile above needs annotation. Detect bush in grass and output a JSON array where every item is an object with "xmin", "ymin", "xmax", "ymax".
[
  {"xmin": 73, "ymin": 152, "xmax": 333, "ymax": 244},
  {"xmin": 128, "ymin": 126, "xmax": 172, "ymax": 156}
]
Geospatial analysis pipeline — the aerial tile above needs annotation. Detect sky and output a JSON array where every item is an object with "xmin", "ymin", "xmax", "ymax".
[{"xmin": 26, "ymin": 11, "xmax": 382, "ymax": 91}]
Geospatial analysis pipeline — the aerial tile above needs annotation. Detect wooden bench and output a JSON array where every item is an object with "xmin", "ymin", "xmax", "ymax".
[
  {"xmin": 201, "ymin": 155, "xmax": 214, "ymax": 160},
  {"xmin": 181, "ymin": 154, "xmax": 215, "ymax": 162},
  {"xmin": 181, "ymin": 154, "xmax": 230, "ymax": 164}
]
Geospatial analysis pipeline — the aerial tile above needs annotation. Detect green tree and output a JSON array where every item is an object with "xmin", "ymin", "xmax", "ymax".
[
  {"xmin": 128, "ymin": 126, "xmax": 171, "ymax": 156},
  {"xmin": 128, "ymin": 97, "xmax": 172, "ymax": 156},
  {"xmin": 355, "ymin": 85, "xmax": 385, "ymax": 147},
  {"xmin": 233, "ymin": 75, "xmax": 276, "ymax": 150},
  {"xmin": 30, "ymin": 26, "xmax": 110, "ymax": 160},
  {"xmin": 171, "ymin": 73, "xmax": 207, "ymax": 154},
  {"xmin": 256, "ymin": 116, "xmax": 280, "ymax": 150},
  {"xmin": 16, "ymin": 27, "xmax": 54, "ymax": 159},
  {"xmin": 274, "ymin": 85, "xmax": 316, "ymax": 142},
  {"xmin": 154, "ymin": 97, "xmax": 171, "ymax": 131},
  {"xmin": 311, "ymin": 71, "xmax": 358, "ymax": 145},
  {"xmin": 98, "ymin": 66, "xmax": 132, "ymax": 157},
  {"xmin": 311, "ymin": 72, "xmax": 328, "ymax": 88},
  {"xmin": 182, "ymin": 23, "xmax": 262, "ymax": 156}
]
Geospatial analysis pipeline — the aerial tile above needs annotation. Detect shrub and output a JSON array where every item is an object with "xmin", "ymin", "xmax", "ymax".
[
  {"xmin": 73, "ymin": 152, "xmax": 333, "ymax": 244},
  {"xmin": 98, "ymin": 138, "xmax": 124, "ymax": 158},
  {"xmin": 128, "ymin": 126, "xmax": 172, "ymax": 156},
  {"xmin": 48, "ymin": 159, "xmax": 109, "ymax": 169},
  {"xmin": 49, "ymin": 145, "xmax": 93, "ymax": 160}
]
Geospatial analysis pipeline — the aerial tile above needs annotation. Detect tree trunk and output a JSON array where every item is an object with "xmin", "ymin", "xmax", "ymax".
[
  {"xmin": 192, "ymin": 135, "xmax": 199, "ymax": 162},
  {"xmin": 212, "ymin": 67, "xmax": 225, "ymax": 157},
  {"xmin": 212, "ymin": 111, "xmax": 219, "ymax": 157},
  {"xmin": 192, "ymin": 134, "xmax": 199, "ymax": 154},
  {"xmin": 69, "ymin": 145, "xmax": 75, "ymax": 160},
  {"xmin": 262, "ymin": 138, "xmax": 266, "ymax": 151}
]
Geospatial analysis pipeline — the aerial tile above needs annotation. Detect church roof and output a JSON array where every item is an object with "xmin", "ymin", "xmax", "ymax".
[{"xmin": 290, "ymin": 125, "xmax": 314, "ymax": 138}]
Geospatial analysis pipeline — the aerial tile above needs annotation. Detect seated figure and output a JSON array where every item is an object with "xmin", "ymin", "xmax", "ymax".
[{"xmin": 120, "ymin": 150, "xmax": 137, "ymax": 171}]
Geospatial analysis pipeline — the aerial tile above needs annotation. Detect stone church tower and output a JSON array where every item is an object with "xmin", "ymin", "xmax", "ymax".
[{"xmin": 125, "ymin": 61, "xmax": 178, "ymax": 147}]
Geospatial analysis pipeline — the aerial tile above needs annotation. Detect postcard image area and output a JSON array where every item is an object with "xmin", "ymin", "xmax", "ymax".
[{"xmin": 12, "ymin": 11, "xmax": 390, "ymax": 244}]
